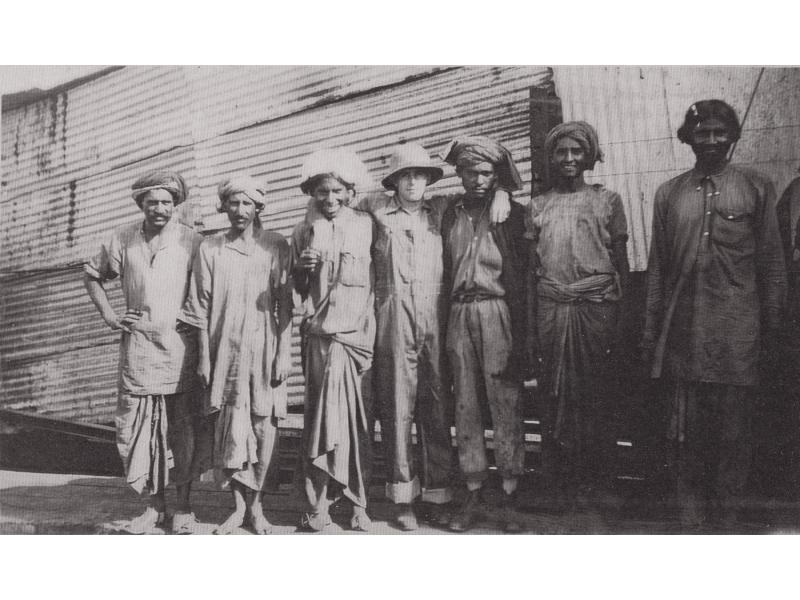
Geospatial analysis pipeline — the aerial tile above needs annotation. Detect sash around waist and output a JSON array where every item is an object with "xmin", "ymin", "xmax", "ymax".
[{"xmin": 537, "ymin": 273, "xmax": 619, "ymax": 303}]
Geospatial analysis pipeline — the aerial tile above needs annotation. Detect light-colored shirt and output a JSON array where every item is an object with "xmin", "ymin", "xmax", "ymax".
[
  {"xmin": 85, "ymin": 219, "xmax": 201, "ymax": 395},
  {"xmin": 291, "ymin": 206, "xmax": 375, "ymax": 344},
  {"xmin": 180, "ymin": 228, "xmax": 292, "ymax": 418},
  {"xmin": 357, "ymin": 194, "xmax": 445, "ymax": 300}
]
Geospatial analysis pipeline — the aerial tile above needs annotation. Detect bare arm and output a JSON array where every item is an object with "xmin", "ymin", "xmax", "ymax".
[
  {"xmin": 83, "ymin": 273, "xmax": 140, "ymax": 333},
  {"xmin": 272, "ymin": 240, "xmax": 294, "ymax": 385}
]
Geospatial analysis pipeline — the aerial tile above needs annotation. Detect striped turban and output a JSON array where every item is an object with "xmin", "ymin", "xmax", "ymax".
[
  {"xmin": 544, "ymin": 121, "xmax": 604, "ymax": 170},
  {"xmin": 131, "ymin": 170, "xmax": 188, "ymax": 207},
  {"xmin": 440, "ymin": 135, "xmax": 523, "ymax": 192},
  {"xmin": 216, "ymin": 174, "xmax": 267, "ymax": 213}
]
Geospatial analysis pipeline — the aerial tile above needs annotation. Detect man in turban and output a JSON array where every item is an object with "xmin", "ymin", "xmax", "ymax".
[
  {"xmin": 439, "ymin": 135, "xmax": 528, "ymax": 532},
  {"xmin": 83, "ymin": 169, "xmax": 210, "ymax": 534},
  {"xmin": 528, "ymin": 121, "xmax": 629, "ymax": 514},
  {"xmin": 642, "ymin": 100, "xmax": 786, "ymax": 529},
  {"xmin": 180, "ymin": 175, "xmax": 293, "ymax": 535},
  {"xmin": 291, "ymin": 148, "xmax": 377, "ymax": 532}
]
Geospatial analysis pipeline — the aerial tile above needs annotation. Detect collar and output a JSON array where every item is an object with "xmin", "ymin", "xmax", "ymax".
[
  {"xmin": 224, "ymin": 229, "xmax": 257, "ymax": 256},
  {"xmin": 690, "ymin": 162, "xmax": 730, "ymax": 187},
  {"xmin": 139, "ymin": 219, "xmax": 179, "ymax": 252},
  {"xmin": 386, "ymin": 196, "xmax": 433, "ymax": 215}
]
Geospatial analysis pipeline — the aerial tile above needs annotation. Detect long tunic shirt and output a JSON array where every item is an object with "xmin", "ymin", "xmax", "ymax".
[
  {"xmin": 85, "ymin": 219, "xmax": 201, "ymax": 395},
  {"xmin": 181, "ymin": 228, "xmax": 292, "ymax": 419},
  {"xmin": 643, "ymin": 164, "xmax": 786, "ymax": 386},
  {"xmin": 527, "ymin": 185, "xmax": 627, "ymax": 301}
]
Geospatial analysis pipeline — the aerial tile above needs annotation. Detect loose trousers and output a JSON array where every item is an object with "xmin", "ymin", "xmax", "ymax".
[{"xmin": 446, "ymin": 298, "xmax": 525, "ymax": 484}]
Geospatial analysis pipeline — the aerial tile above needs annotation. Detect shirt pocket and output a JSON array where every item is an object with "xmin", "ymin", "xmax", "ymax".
[
  {"xmin": 338, "ymin": 252, "xmax": 370, "ymax": 287},
  {"xmin": 713, "ymin": 207, "xmax": 754, "ymax": 250}
]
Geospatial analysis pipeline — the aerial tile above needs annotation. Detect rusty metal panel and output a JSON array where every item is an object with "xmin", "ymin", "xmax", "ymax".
[
  {"xmin": 553, "ymin": 66, "xmax": 800, "ymax": 271},
  {"xmin": 1, "ymin": 65, "xmax": 550, "ymax": 425}
]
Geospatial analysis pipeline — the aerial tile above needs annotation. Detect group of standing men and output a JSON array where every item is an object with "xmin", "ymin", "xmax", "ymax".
[{"xmin": 84, "ymin": 97, "xmax": 787, "ymax": 533}]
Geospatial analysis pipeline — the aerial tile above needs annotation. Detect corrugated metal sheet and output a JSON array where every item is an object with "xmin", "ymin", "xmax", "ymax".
[
  {"xmin": 1, "ymin": 65, "xmax": 551, "ymax": 425},
  {"xmin": 553, "ymin": 66, "xmax": 800, "ymax": 270}
]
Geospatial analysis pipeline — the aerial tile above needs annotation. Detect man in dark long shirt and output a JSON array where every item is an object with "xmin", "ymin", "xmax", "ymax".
[{"xmin": 642, "ymin": 100, "xmax": 786, "ymax": 529}]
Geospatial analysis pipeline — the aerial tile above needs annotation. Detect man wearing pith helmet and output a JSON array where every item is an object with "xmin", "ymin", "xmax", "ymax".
[
  {"xmin": 83, "ymin": 170, "xmax": 209, "ymax": 534},
  {"xmin": 642, "ymin": 100, "xmax": 786, "ymax": 529},
  {"xmin": 355, "ymin": 142, "xmax": 456, "ymax": 530}
]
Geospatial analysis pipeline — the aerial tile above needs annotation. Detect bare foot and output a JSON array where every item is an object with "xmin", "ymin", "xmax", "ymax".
[
  {"xmin": 350, "ymin": 506, "xmax": 372, "ymax": 532},
  {"xmin": 214, "ymin": 511, "xmax": 245, "ymax": 535},
  {"xmin": 300, "ymin": 510, "xmax": 331, "ymax": 532},
  {"xmin": 249, "ymin": 511, "xmax": 273, "ymax": 535},
  {"xmin": 124, "ymin": 507, "xmax": 164, "ymax": 535}
]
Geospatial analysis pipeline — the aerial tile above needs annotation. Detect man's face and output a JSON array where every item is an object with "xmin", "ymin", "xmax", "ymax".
[
  {"xmin": 552, "ymin": 137, "xmax": 587, "ymax": 178},
  {"xmin": 689, "ymin": 117, "xmax": 733, "ymax": 164},
  {"xmin": 457, "ymin": 161, "xmax": 497, "ymax": 199},
  {"xmin": 224, "ymin": 192, "xmax": 258, "ymax": 231},
  {"xmin": 395, "ymin": 169, "xmax": 430, "ymax": 204},
  {"xmin": 140, "ymin": 188, "xmax": 175, "ymax": 230},
  {"xmin": 312, "ymin": 176, "xmax": 354, "ymax": 220}
]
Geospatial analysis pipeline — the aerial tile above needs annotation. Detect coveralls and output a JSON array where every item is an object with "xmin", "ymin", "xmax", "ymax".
[{"xmin": 359, "ymin": 194, "xmax": 456, "ymax": 504}]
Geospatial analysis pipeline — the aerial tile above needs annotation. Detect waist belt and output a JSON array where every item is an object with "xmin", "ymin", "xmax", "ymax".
[{"xmin": 452, "ymin": 293, "xmax": 501, "ymax": 304}]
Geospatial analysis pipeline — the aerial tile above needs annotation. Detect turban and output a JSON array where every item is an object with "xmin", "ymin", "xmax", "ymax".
[
  {"xmin": 677, "ymin": 99, "xmax": 741, "ymax": 144},
  {"xmin": 216, "ymin": 174, "xmax": 267, "ymax": 212},
  {"xmin": 299, "ymin": 148, "xmax": 372, "ymax": 195},
  {"xmin": 131, "ymin": 170, "xmax": 188, "ymax": 206},
  {"xmin": 544, "ymin": 121, "xmax": 604, "ymax": 170},
  {"xmin": 440, "ymin": 135, "xmax": 523, "ymax": 191}
]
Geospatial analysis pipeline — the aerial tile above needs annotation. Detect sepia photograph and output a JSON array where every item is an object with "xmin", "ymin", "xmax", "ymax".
[{"xmin": 2, "ymin": 63, "xmax": 799, "ymax": 542}]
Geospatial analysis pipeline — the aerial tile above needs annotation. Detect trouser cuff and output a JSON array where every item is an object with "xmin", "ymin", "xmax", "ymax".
[{"xmin": 385, "ymin": 477, "xmax": 421, "ymax": 504}]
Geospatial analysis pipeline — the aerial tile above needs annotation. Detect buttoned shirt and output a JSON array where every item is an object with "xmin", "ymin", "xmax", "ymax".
[
  {"xmin": 291, "ymin": 206, "xmax": 375, "ymax": 343},
  {"xmin": 85, "ymin": 219, "xmax": 201, "ymax": 395},
  {"xmin": 358, "ymin": 194, "xmax": 445, "ymax": 301},
  {"xmin": 446, "ymin": 198, "xmax": 505, "ymax": 299},
  {"xmin": 643, "ymin": 164, "xmax": 786, "ymax": 385}
]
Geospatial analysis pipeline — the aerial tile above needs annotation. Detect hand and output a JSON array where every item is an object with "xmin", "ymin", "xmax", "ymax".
[
  {"xmin": 489, "ymin": 189, "xmax": 511, "ymax": 224},
  {"xmin": 197, "ymin": 353, "xmax": 211, "ymax": 388},
  {"xmin": 103, "ymin": 309, "xmax": 141, "ymax": 334},
  {"xmin": 298, "ymin": 248, "xmax": 321, "ymax": 271},
  {"xmin": 175, "ymin": 320, "xmax": 194, "ymax": 335},
  {"xmin": 271, "ymin": 351, "xmax": 292, "ymax": 386}
]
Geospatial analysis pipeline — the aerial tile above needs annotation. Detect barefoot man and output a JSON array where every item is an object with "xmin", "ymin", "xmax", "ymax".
[
  {"xmin": 83, "ymin": 170, "xmax": 208, "ymax": 534},
  {"xmin": 181, "ymin": 175, "xmax": 293, "ymax": 534}
]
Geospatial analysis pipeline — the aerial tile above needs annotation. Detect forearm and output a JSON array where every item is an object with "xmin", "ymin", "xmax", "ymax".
[
  {"xmin": 83, "ymin": 274, "xmax": 116, "ymax": 323},
  {"xmin": 275, "ymin": 290, "xmax": 294, "ymax": 356}
]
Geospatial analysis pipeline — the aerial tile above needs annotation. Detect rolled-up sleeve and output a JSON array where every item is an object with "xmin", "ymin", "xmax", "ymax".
[
  {"xmin": 84, "ymin": 232, "xmax": 123, "ymax": 281},
  {"xmin": 180, "ymin": 243, "xmax": 212, "ymax": 330}
]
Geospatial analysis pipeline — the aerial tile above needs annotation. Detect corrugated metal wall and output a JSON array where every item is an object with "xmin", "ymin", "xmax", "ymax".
[
  {"xmin": 554, "ymin": 66, "xmax": 800, "ymax": 271},
  {"xmin": 1, "ymin": 65, "xmax": 552, "ymax": 424}
]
